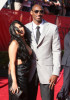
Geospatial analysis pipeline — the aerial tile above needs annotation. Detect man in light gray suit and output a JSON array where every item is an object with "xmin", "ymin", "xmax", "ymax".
[{"xmin": 25, "ymin": 4, "xmax": 61, "ymax": 100}]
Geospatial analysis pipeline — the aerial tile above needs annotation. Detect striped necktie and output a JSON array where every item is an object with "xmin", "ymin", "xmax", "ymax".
[{"xmin": 36, "ymin": 26, "xmax": 40, "ymax": 44}]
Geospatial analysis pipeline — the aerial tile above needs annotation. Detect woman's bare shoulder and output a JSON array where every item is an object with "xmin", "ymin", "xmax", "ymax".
[{"xmin": 9, "ymin": 40, "xmax": 18, "ymax": 51}]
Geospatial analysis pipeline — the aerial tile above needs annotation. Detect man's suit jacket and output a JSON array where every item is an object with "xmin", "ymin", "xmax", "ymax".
[
  {"xmin": 62, "ymin": 31, "xmax": 70, "ymax": 66},
  {"xmin": 25, "ymin": 20, "xmax": 61, "ymax": 84}
]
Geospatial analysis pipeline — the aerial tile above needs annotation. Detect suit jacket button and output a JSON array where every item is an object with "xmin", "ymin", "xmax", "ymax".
[{"xmin": 36, "ymin": 59, "xmax": 38, "ymax": 61}]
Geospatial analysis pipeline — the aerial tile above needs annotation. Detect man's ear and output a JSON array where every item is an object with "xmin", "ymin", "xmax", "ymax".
[{"xmin": 30, "ymin": 10, "xmax": 32, "ymax": 15}]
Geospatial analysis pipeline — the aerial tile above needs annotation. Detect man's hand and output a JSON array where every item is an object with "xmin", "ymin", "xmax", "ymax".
[{"xmin": 49, "ymin": 75, "xmax": 58, "ymax": 90}]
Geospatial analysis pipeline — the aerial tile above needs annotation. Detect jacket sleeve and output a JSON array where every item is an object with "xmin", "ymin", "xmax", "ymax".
[{"xmin": 52, "ymin": 26, "xmax": 61, "ymax": 76}]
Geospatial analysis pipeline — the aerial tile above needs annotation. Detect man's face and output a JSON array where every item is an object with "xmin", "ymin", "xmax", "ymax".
[{"xmin": 30, "ymin": 5, "xmax": 44, "ymax": 24}]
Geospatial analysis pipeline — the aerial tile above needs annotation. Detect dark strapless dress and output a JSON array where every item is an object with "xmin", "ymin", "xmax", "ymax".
[
  {"xmin": 8, "ymin": 62, "xmax": 31, "ymax": 100},
  {"xmin": 8, "ymin": 38, "xmax": 32, "ymax": 100}
]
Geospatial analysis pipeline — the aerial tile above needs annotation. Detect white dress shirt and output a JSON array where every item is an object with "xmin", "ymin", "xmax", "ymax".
[{"xmin": 32, "ymin": 20, "xmax": 44, "ymax": 41}]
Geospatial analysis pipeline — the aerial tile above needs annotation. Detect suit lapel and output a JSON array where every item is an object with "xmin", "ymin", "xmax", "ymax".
[
  {"xmin": 38, "ymin": 21, "xmax": 49, "ymax": 45},
  {"xmin": 31, "ymin": 32, "xmax": 37, "ymax": 47},
  {"xmin": 29, "ymin": 22, "xmax": 37, "ymax": 47}
]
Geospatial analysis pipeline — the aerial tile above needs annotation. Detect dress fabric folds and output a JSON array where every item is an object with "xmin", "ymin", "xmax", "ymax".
[{"xmin": 8, "ymin": 62, "xmax": 30, "ymax": 100}]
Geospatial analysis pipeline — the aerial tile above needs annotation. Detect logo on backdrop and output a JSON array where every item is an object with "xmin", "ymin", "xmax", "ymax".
[{"xmin": 0, "ymin": 0, "xmax": 7, "ymax": 10}]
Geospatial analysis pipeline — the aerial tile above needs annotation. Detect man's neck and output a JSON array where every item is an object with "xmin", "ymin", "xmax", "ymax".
[{"xmin": 33, "ymin": 20, "xmax": 42, "ymax": 25}]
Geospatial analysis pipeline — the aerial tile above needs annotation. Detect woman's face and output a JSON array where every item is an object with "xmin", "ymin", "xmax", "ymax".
[{"xmin": 14, "ymin": 23, "xmax": 25, "ymax": 37}]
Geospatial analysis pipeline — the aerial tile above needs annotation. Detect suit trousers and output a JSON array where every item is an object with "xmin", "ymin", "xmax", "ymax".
[
  {"xmin": 28, "ymin": 69, "xmax": 54, "ymax": 100},
  {"xmin": 40, "ymin": 84, "xmax": 54, "ymax": 100}
]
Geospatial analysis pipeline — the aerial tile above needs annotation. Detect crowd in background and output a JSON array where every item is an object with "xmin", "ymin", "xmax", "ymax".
[{"xmin": 4, "ymin": 0, "xmax": 70, "ymax": 16}]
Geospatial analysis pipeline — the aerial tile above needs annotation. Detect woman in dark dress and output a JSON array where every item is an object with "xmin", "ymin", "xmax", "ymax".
[{"xmin": 8, "ymin": 20, "xmax": 32, "ymax": 100}]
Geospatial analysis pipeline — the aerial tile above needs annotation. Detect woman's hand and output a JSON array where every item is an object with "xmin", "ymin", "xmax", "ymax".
[{"xmin": 10, "ymin": 81, "xmax": 19, "ymax": 94}]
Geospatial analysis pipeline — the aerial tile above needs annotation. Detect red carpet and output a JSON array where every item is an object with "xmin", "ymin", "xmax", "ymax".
[
  {"xmin": 0, "ymin": 70, "xmax": 63, "ymax": 100},
  {"xmin": 0, "ymin": 77, "xmax": 9, "ymax": 100}
]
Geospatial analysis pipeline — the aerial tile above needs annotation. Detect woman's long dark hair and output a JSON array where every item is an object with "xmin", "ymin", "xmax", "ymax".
[
  {"xmin": 9, "ymin": 20, "xmax": 31, "ymax": 60},
  {"xmin": 9, "ymin": 20, "xmax": 30, "ymax": 46}
]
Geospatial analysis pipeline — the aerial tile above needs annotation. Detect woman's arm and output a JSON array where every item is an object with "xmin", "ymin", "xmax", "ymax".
[{"xmin": 8, "ymin": 40, "xmax": 19, "ymax": 94}]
